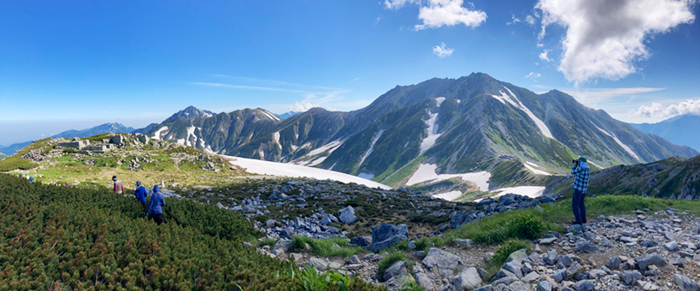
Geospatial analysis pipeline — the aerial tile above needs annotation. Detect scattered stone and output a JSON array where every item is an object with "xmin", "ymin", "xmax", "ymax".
[
  {"xmin": 423, "ymin": 248, "xmax": 462, "ymax": 278},
  {"xmin": 665, "ymin": 241, "xmax": 679, "ymax": 252},
  {"xmin": 339, "ymin": 206, "xmax": 358, "ymax": 225},
  {"xmin": 365, "ymin": 223, "xmax": 408, "ymax": 252},
  {"xmin": 673, "ymin": 274, "xmax": 699, "ymax": 291},
  {"xmin": 572, "ymin": 280, "xmax": 595, "ymax": 291},
  {"xmin": 453, "ymin": 267, "xmax": 482, "ymax": 290}
]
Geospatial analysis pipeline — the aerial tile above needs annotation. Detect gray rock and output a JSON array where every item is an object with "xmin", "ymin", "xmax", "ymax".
[
  {"xmin": 365, "ymin": 223, "xmax": 408, "ymax": 252},
  {"xmin": 453, "ymin": 267, "xmax": 483, "ymax": 290},
  {"xmin": 475, "ymin": 285, "xmax": 491, "ymax": 291},
  {"xmin": 455, "ymin": 238, "xmax": 473, "ymax": 248},
  {"xmin": 575, "ymin": 241, "xmax": 602, "ymax": 253},
  {"xmin": 539, "ymin": 237, "xmax": 557, "ymax": 245},
  {"xmin": 536, "ymin": 281, "xmax": 553, "ymax": 291},
  {"xmin": 670, "ymin": 257, "xmax": 685, "ymax": 268},
  {"xmin": 300, "ymin": 257, "xmax": 329, "ymax": 272},
  {"xmin": 640, "ymin": 239, "xmax": 658, "ymax": 248},
  {"xmin": 383, "ymin": 260, "xmax": 408, "ymax": 281},
  {"xmin": 607, "ymin": 256, "xmax": 622, "ymax": 270},
  {"xmin": 339, "ymin": 206, "xmax": 358, "ymax": 225},
  {"xmin": 567, "ymin": 261, "xmax": 583, "ymax": 278},
  {"xmin": 350, "ymin": 236, "xmax": 372, "ymax": 247},
  {"xmin": 572, "ymin": 280, "xmax": 595, "ymax": 291},
  {"xmin": 635, "ymin": 254, "xmax": 667, "ymax": 271},
  {"xmin": 621, "ymin": 271, "xmax": 642, "ymax": 285},
  {"xmin": 589, "ymin": 269, "xmax": 607, "ymax": 279},
  {"xmin": 665, "ymin": 241, "xmax": 679, "ymax": 252},
  {"xmin": 549, "ymin": 269, "xmax": 567, "ymax": 283},
  {"xmin": 572, "ymin": 271, "xmax": 589, "ymax": 281},
  {"xmin": 504, "ymin": 281, "xmax": 530, "ymax": 291},
  {"xmin": 673, "ymin": 274, "xmax": 699, "ymax": 291},
  {"xmin": 543, "ymin": 249, "xmax": 558, "ymax": 266},
  {"xmin": 503, "ymin": 260, "xmax": 523, "ymax": 278},
  {"xmin": 520, "ymin": 272, "xmax": 540, "ymax": 283},
  {"xmin": 491, "ymin": 269, "xmax": 516, "ymax": 282},
  {"xmin": 423, "ymin": 248, "xmax": 462, "ymax": 277},
  {"xmin": 345, "ymin": 255, "xmax": 361, "ymax": 265},
  {"xmin": 415, "ymin": 272, "xmax": 435, "ymax": 291},
  {"xmin": 557, "ymin": 255, "xmax": 573, "ymax": 268},
  {"xmin": 506, "ymin": 249, "xmax": 530, "ymax": 264},
  {"xmin": 451, "ymin": 210, "xmax": 469, "ymax": 229}
]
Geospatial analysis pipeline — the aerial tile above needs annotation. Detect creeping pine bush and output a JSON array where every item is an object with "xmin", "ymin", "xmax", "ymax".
[{"xmin": 0, "ymin": 174, "xmax": 384, "ymax": 290}]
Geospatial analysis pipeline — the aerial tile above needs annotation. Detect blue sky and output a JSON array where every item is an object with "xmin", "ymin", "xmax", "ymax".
[{"xmin": 1, "ymin": 0, "xmax": 698, "ymax": 145}]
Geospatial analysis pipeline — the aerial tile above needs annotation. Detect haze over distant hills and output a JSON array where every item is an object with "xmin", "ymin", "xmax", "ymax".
[
  {"xmin": 629, "ymin": 114, "xmax": 700, "ymax": 152},
  {"xmin": 0, "ymin": 123, "xmax": 134, "ymax": 156},
  {"xmin": 133, "ymin": 73, "xmax": 698, "ymax": 192}
]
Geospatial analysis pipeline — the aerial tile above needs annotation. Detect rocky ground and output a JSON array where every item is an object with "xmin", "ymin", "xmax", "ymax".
[{"xmin": 254, "ymin": 205, "xmax": 700, "ymax": 291}]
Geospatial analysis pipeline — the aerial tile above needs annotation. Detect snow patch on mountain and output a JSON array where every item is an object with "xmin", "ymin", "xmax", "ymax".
[
  {"xmin": 186, "ymin": 126, "xmax": 198, "ymax": 147},
  {"xmin": 176, "ymin": 139, "xmax": 185, "ymax": 145},
  {"xmin": 153, "ymin": 127, "xmax": 169, "ymax": 140},
  {"xmin": 592, "ymin": 123, "xmax": 640, "ymax": 162},
  {"xmin": 524, "ymin": 161, "xmax": 551, "ymax": 176},
  {"xmin": 473, "ymin": 186, "xmax": 546, "ymax": 202},
  {"xmin": 491, "ymin": 87, "xmax": 555, "ymax": 141},
  {"xmin": 358, "ymin": 129, "xmax": 385, "ymax": 168},
  {"xmin": 307, "ymin": 157, "xmax": 327, "ymax": 167},
  {"xmin": 420, "ymin": 113, "xmax": 442, "ymax": 154},
  {"xmin": 259, "ymin": 109, "xmax": 282, "ymax": 122},
  {"xmin": 433, "ymin": 190, "xmax": 463, "ymax": 201},
  {"xmin": 589, "ymin": 161, "xmax": 605, "ymax": 169},
  {"xmin": 273, "ymin": 132, "xmax": 281, "ymax": 149},
  {"xmin": 306, "ymin": 140, "xmax": 344, "ymax": 157},
  {"xmin": 406, "ymin": 164, "xmax": 490, "ymax": 191},
  {"xmin": 435, "ymin": 97, "xmax": 446, "ymax": 107},
  {"xmin": 225, "ymin": 156, "xmax": 391, "ymax": 190}
]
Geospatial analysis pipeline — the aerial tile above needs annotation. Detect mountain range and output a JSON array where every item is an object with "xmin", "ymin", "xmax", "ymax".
[
  {"xmin": 630, "ymin": 114, "xmax": 700, "ymax": 152},
  {"xmin": 132, "ymin": 73, "xmax": 698, "ymax": 191},
  {"xmin": 0, "ymin": 123, "xmax": 134, "ymax": 155}
]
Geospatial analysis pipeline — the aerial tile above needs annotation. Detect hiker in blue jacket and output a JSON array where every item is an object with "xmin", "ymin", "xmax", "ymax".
[
  {"xmin": 134, "ymin": 181, "xmax": 148, "ymax": 212},
  {"xmin": 146, "ymin": 185, "xmax": 166, "ymax": 225},
  {"xmin": 571, "ymin": 156, "xmax": 591, "ymax": 230}
]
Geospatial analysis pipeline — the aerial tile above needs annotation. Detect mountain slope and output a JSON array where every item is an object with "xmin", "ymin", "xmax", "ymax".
[
  {"xmin": 136, "ymin": 74, "xmax": 698, "ymax": 192},
  {"xmin": 630, "ymin": 114, "xmax": 700, "ymax": 152},
  {"xmin": 545, "ymin": 155, "xmax": 700, "ymax": 200}
]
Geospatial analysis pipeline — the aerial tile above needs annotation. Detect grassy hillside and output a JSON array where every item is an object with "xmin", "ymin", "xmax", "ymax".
[
  {"xmin": 0, "ymin": 174, "xmax": 382, "ymax": 290},
  {"xmin": 0, "ymin": 134, "xmax": 247, "ymax": 190},
  {"xmin": 0, "ymin": 153, "xmax": 7, "ymax": 161}
]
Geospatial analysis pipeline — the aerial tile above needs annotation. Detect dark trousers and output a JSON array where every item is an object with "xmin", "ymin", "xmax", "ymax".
[
  {"xmin": 140, "ymin": 202, "xmax": 147, "ymax": 212},
  {"xmin": 153, "ymin": 213, "xmax": 163, "ymax": 225},
  {"xmin": 572, "ymin": 189, "xmax": 587, "ymax": 224}
]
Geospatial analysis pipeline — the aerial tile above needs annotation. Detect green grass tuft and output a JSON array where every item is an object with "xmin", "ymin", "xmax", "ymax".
[
  {"xmin": 377, "ymin": 252, "xmax": 406, "ymax": 280},
  {"xmin": 291, "ymin": 235, "xmax": 363, "ymax": 258}
]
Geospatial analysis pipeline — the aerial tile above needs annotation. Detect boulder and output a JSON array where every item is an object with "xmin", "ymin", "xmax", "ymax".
[
  {"xmin": 383, "ymin": 260, "xmax": 408, "ymax": 281},
  {"xmin": 664, "ymin": 241, "xmax": 679, "ymax": 252},
  {"xmin": 453, "ymin": 267, "xmax": 482, "ymax": 290},
  {"xmin": 621, "ymin": 271, "xmax": 642, "ymax": 285},
  {"xmin": 572, "ymin": 280, "xmax": 595, "ymax": 291},
  {"xmin": 451, "ymin": 210, "xmax": 470, "ymax": 229},
  {"xmin": 365, "ymin": 223, "xmax": 408, "ymax": 253},
  {"xmin": 536, "ymin": 281, "xmax": 553, "ymax": 291},
  {"xmin": 506, "ymin": 249, "xmax": 530, "ymax": 264},
  {"xmin": 350, "ymin": 236, "xmax": 372, "ymax": 247},
  {"xmin": 673, "ymin": 274, "xmax": 700, "ymax": 291},
  {"xmin": 423, "ymin": 248, "xmax": 462, "ymax": 277},
  {"xmin": 339, "ymin": 206, "xmax": 358, "ymax": 225},
  {"xmin": 606, "ymin": 256, "xmax": 621, "ymax": 270},
  {"xmin": 300, "ymin": 257, "xmax": 329, "ymax": 272},
  {"xmin": 635, "ymin": 254, "xmax": 667, "ymax": 271},
  {"xmin": 575, "ymin": 241, "xmax": 601, "ymax": 253}
]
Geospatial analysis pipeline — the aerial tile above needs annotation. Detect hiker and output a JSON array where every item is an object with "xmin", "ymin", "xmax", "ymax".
[
  {"xmin": 113, "ymin": 176, "xmax": 124, "ymax": 195},
  {"xmin": 146, "ymin": 185, "xmax": 166, "ymax": 225},
  {"xmin": 19, "ymin": 173, "xmax": 23, "ymax": 179},
  {"xmin": 65, "ymin": 182, "xmax": 70, "ymax": 188},
  {"xmin": 134, "ymin": 181, "xmax": 148, "ymax": 211},
  {"xmin": 29, "ymin": 177, "xmax": 34, "ymax": 183},
  {"xmin": 571, "ymin": 156, "xmax": 591, "ymax": 230}
]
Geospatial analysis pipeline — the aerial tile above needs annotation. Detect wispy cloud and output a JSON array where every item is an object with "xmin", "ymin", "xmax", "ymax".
[
  {"xmin": 506, "ymin": 13, "xmax": 520, "ymax": 25},
  {"xmin": 632, "ymin": 98, "xmax": 700, "ymax": 118},
  {"xmin": 538, "ymin": 50, "xmax": 551, "ymax": 62},
  {"xmin": 525, "ymin": 72, "xmax": 541, "ymax": 80},
  {"xmin": 562, "ymin": 87, "xmax": 666, "ymax": 104},
  {"xmin": 432, "ymin": 42, "xmax": 454, "ymax": 58}
]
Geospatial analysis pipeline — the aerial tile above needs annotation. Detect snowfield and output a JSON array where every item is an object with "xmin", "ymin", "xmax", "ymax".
[
  {"xmin": 524, "ymin": 161, "xmax": 551, "ymax": 176},
  {"xmin": 358, "ymin": 129, "xmax": 385, "ymax": 168},
  {"xmin": 433, "ymin": 190, "xmax": 463, "ymax": 201},
  {"xmin": 592, "ymin": 123, "xmax": 640, "ymax": 162},
  {"xmin": 406, "ymin": 164, "xmax": 491, "ymax": 191},
  {"xmin": 153, "ymin": 126, "xmax": 169, "ymax": 140},
  {"xmin": 224, "ymin": 156, "xmax": 392, "ymax": 190},
  {"xmin": 473, "ymin": 186, "xmax": 546, "ymax": 202},
  {"xmin": 419, "ymin": 97, "xmax": 447, "ymax": 155},
  {"xmin": 491, "ymin": 87, "xmax": 555, "ymax": 141}
]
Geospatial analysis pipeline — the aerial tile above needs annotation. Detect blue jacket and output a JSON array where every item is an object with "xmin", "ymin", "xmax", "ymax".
[
  {"xmin": 134, "ymin": 186, "xmax": 148, "ymax": 204},
  {"xmin": 147, "ymin": 192, "xmax": 166, "ymax": 216}
]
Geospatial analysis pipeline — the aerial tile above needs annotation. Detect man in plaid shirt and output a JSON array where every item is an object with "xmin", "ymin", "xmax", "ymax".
[{"xmin": 571, "ymin": 156, "xmax": 590, "ymax": 229}]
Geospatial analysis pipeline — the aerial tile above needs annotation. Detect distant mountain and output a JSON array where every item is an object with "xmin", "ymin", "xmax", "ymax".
[
  {"xmin": 135, "ymin": 73, "xmax": 698, "ymax": 191},
  {"xmin": 163, "ymin": 105, "xmax": 215, "ymax": 123},
  {"xmin": 0, "ymin": 123, "xmax": 134, "ymax": 155},
  {"xmin": 0, "ymin": 153, "xmax": 7, "ymax": 161},
  {"xmin": 276, "ymin": 111, "xmax": 301, "ymax": 120},
  {"xmin": 629, "ymin": 114, "xmax": 700, "ymax": 152}
]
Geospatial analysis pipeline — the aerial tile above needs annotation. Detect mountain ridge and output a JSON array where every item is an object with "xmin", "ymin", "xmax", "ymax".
[{"xmin": 629, "ymin": 114, "xmax": 700, "ymax": 152}]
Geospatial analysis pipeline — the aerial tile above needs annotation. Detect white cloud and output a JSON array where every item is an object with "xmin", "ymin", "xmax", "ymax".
[
  {"xmin": 385, "ymin": 0, "xmax": 487, "ymax": 30},
  {"xmin": 375, "ymin": 16, "xmax": 383, "ymax": 25},
  {"xmin": 433, "ymin": 42, "xmax": 454, "ymax": 57},
  {"xmin": 525, "ymin": 72, "xmax": 541, "ymax": 80},
  {"xmin": 633, "ymin": 99, "xmax": 700, "ymax": 118},
  {"xmin": 525, "ymin": 15, "xmax": 536, "ymax": 26},
  {"xmin": 289, "ymin": 102, "xmax": 321, "ymax": 113},
  {"xmin": 507, "ymin": 14, "xmax": 521, "ymax": 25},
  {"xmin": 539, "ymin": 50, "xmax": 551, "ymax": 62},
  {"xmin": 384, "ymin": 0, "xmax": 419, "ymax": 9},
  {"xmin": 536, "ymin": 0, "xmax": 696, "ymax": 83},
  {"xmin": 416, "ymin": 0, "xmax": 487, "ymax": 30}
]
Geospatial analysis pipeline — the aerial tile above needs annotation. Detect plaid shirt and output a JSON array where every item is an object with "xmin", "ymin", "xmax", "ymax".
[{"xmin": 571, "ymin": 165, "xmax": 590, "ymax": 193}]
